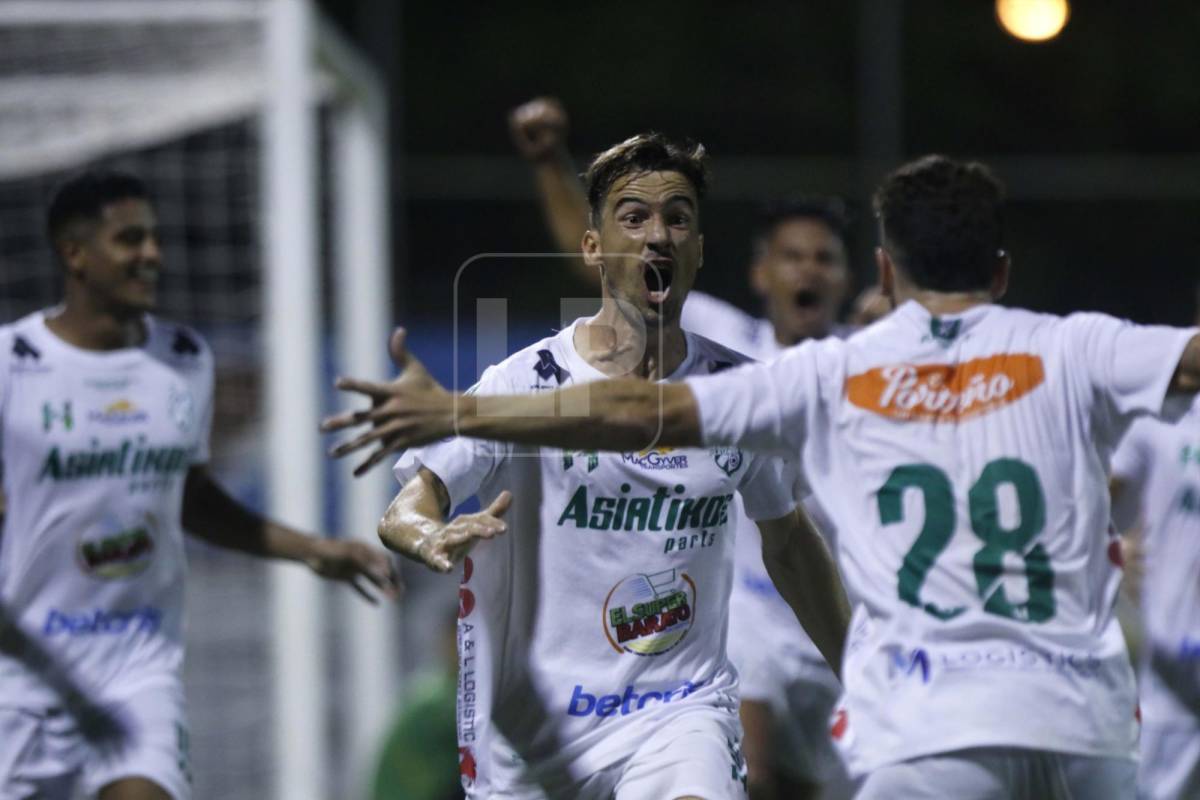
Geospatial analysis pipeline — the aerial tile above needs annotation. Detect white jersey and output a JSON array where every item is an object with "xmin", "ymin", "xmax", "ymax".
[
  {"xmin": 394, "ymin": 319, "xmax": 793, "ymax": 796},
  {"xmin": 687, "ymin": 300, "xmax": 1197, "ymax": 774},
  {"xmin": 0, "ymin": 311, "xmax": 213, "ymax": 706},
  {"xmin": 1111, "ymin": 402, "xmax": 1200, "ymax": 726},
  {"xmin": 683, "ymin": 291, "xmax": 845, "ymax": 680}
]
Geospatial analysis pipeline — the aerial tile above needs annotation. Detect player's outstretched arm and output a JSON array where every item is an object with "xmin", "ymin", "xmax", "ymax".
[
  {"xmin": 181, "ymin": 467, "xmax": 401, "ymax": 604},
  {"xmin": 1170, "ymin": 333, "xmax": 1200, "ymax": 393},
  {"xmin": 378, "ymin": 467, "xmax": 511, "ymax": 574},
  {"xmin": 323, "ymin": 328, "xmax": 704, "ymax": 473},
  {"xmin": 509, "ymin": 97, "xmax": 598, "ymax": 289},
  {"xmin": 757, "ymin": 507, "xmax": 851, "ymax": 678}
]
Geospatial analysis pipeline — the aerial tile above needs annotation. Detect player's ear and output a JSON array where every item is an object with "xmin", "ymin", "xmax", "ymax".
[
  {"xmin": 582, "ymin": 228, "xmax": 602, "ymax": 269},
  {"xmin": 875, "ymin": 247, "xmax": 896, "ymax": 304},
  {"xmin": 990, "ymin": 249, "xmax": 1010, "ymax": 301},
  {"xmin": 58, "ymin": 236, "xmax": 88, "ymax": 279},
  {"xmin": 748, "ymin": 239, "xmax": 768, "ymax": 297},
  {"xmin": 697, "ymin": 233, "xmax": 704, "ymax": 271},
  {"xmin": 749, "ymin": 256, "xmax": 769, "ymax": 298}
]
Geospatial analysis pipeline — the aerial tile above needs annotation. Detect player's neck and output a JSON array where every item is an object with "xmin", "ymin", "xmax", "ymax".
[
  {"xmin": 575, "ymin": 305, "xmax": 687, "ymax": 381},
  {"xmin": 45, "ymin": 298, "xmax": 147, "ymax": 351},
  {"xmin": 903, "ymin": 288, "xmax": 993, "ymax": 317}
]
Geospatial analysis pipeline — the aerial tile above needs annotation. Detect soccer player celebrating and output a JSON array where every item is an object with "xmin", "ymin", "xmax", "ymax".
[
  {"xmin": 328, "ymin": 154, "xmax": 1200, "ymax": 799},
  {"xmin": 332, "ymin": 134, "xmax": 851, "ymax": 799},
  {"xmin": 0, "ymin": 171, "xmax": 400, "ymax": 800},
  {"xmin": 510, "ymin": 96, "xmax": 857, "ymax": 799},
  {"xmin": 1110, "ymin": 290, "xmax": 1200, "ymax": 800}
]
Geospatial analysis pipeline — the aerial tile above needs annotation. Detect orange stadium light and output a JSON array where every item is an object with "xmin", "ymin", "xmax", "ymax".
[{"xmin": 995, "ymin": 0, "xmax": 1070, "ymax": 43}]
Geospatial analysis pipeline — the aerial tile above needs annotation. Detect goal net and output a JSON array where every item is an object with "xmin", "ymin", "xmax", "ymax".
[{"xmin": 0, "ymin": 3, "xmax": 397, "ymax": 799}]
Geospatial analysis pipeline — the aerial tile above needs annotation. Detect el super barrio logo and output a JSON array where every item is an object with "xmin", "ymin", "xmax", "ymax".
[{"xmin": 603, "ymin": 568, "xmax": 696, "ymax": 656}]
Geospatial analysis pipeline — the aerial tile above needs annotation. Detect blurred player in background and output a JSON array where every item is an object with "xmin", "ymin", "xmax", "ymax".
[
  {"xmin": 1110, "ymin": 287, "xmax": 1200, "ymax": 800},
  {"xmin": 510, "ymin": 96, "xmax": 856, "ymax": 799},
  {"xmin": 329, "ymin": 134, "xmax": 850, "ymax": 800},
  {"xmin": 0, "ymin": 171, "xmax": 399, "ymax": 800},
  {"xmin": 327, "ymin": 154, "xmax": 1200, "ymax": 799}
]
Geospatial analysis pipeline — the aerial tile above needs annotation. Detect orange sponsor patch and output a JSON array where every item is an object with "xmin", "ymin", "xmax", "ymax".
[{"xmin": 846, "ymin": 353, "xmax": 1045, "ymax": 422}]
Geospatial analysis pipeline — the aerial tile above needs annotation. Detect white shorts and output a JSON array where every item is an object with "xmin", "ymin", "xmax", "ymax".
[
  {"xmin": 1140, "ymin": 722, "xmax": 1200, "ymax": 800},
  {"xmin": 477, "ymin": 704, "xmax": 748, "ymax": 800},
  {"xmin": 856, "ymin": 747, "xmax": 1136, "ymax": 800},
  {"xmin": 0, "ymin": 675, "xmax": 191, "ymax": 800}
]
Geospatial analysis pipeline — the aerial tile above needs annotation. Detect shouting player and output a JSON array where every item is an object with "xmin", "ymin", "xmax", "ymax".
[
  {"xmin": 1110, "ymin": 288, "xmax": 1200, "ymax": 800},
  {"xmin": 328, "ymin": 154, "xmax": 1200, "ymax": 799},
  {"xmin": 0, "ymin": 171, "xmax": 400, "ymax": 800},
  {"xmin": 332, "ymin": 134, "xmax": 850, "ymax": 799},
  {"xmin": 511, "ymin": 96, "xmax": 856, "ymax": 799}
]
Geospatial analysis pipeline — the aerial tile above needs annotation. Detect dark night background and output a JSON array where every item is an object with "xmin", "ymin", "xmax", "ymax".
[{"xmin": 316, "ymin": 1, "xmax": 1200, "ymax": 332}]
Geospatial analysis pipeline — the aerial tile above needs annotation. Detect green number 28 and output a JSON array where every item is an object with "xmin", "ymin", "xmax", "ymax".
[{"xmin": 877, "ymin": 458, "xmax": 1054, "ymax": 623}]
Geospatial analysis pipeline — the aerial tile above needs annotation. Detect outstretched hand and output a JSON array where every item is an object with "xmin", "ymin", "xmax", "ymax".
[
  {"xmin": 411, "ymin": 491, "xmax": 513, "ymax": 574},
  {"xmin": 305, "ymin": 537, "xmax": 403, "ymax": 604},
  {"xmin": 322, "ymin": 328, "xmax": 455, "ymax": 476}
]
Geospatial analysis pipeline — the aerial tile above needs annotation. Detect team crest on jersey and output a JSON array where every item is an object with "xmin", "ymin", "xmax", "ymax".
[
  {"xmin": 89, "ymin": 399, "xmax": 149, "ymax": 426},
  {"xmin": 603, "ymin": 568, "xmax": 696, "ymax": 656},
  {"xmin": 168, "ymin": 386, "xmax": 196, "ymax": 432},
  {"xmin": 928, "ymin": 317, "xmax": 963, "ymax": 346},
  {"xmin": 76, "ymin": 521, "xmax": 156, "ymax": 580},
  {"xmin": 712, "ymin": 446, "xmax": 743, "ymax": 477},
  {"xmin": 846, "ymin": 353, "xmax": 1045, "ymax": 423}
]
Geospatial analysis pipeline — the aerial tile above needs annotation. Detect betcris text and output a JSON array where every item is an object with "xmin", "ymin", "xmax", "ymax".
[
  {"xmin": 42, "ymin": 607, "xmax": 161, "ymax": 637},
  {"xmin": 567, "ymin": 680, "xmax": 705, "ymax": 719}
]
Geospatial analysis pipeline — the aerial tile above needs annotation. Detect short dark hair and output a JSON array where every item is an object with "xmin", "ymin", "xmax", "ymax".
[
  {"xmin": 583, "ymin": 133, "xmax": 708, "ymax": 227},
  {"xmin": 873, "ymin": 155, "xmax": 1004, "ymax": 292},
  {"xmin": 47, "ymin": 170, "xmax": 149, "ymax": 246},
  {"xmin": 752, "ymin": 195, "xmax": 852, "ymax": 256}
]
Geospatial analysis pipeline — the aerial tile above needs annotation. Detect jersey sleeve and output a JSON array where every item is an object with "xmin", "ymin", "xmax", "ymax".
[
  {"xmin": 1065, "ymin": 313, "xmax": 1197, "ymax": 424},
  {"xmin": 686, "ymin": 340, "xmax": 824, "ymax": 456},
  {"xmin": 735, "ymin": 453, "xmax": 799, "ymax": 522},
  {"xmin": 393, "ymin": 364, "xmax": 513, "ymax": 511},
  {"xmin": 1109, "ymin": 420, "xmax": 1152, "ymax": 530},
  {"xmin": 680, "ymin": 291, "xmax": 756, "ymax": 345},
  {"xmin": 1110, "ymin": 421, "xmax": 1152, "ymax": 485}
]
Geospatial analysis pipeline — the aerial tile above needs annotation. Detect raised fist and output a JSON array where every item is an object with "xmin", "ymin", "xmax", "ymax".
[{"xmin": 509, "ymin": 97, "xmax": 569, "ymax": 162}]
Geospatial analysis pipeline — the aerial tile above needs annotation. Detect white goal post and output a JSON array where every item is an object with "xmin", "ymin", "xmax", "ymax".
[{"xmin": 0, "ymin": 2, "xmax": 398, "ymax": 798}]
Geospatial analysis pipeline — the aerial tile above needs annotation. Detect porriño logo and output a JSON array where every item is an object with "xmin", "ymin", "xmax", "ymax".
[{"xmin": 846, "ymin": 354, "xmax": 1045, "ymax": 423}]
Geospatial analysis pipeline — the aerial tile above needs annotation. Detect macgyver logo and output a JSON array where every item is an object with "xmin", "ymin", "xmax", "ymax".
[
  {"xmin": 621, "ymin": 447, "xmax": 689, "ymax": 471},
  {"xmin": 603, "ymin": 569, "xmax": 696, "ymax": 656},
  {"xmin": 89, "ymin": 399, "xmax": 149, "ymax": 426},
  {"xmin": 567, "ymin": 679, "xmax": 706, "ymax": 718},
  {"xmin": 846, "ymin": 354, "xmax": 1045, "ymax": 423}
]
